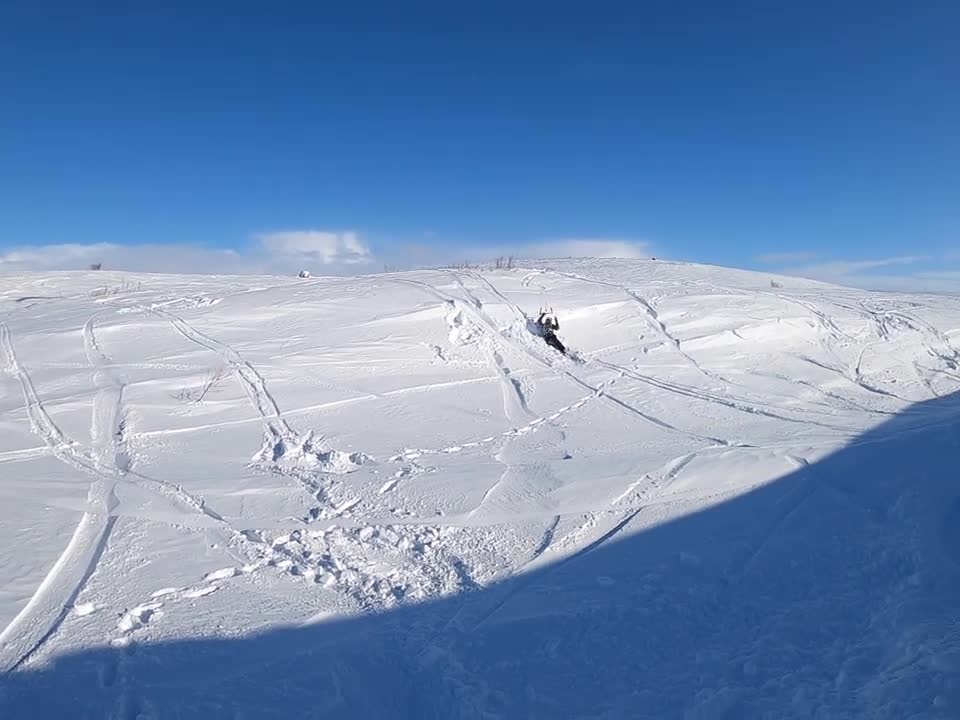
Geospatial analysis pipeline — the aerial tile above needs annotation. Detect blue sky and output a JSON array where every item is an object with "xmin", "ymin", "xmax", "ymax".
[{"xmin": 1, "ymin": 2, "xmax": 957, "ymax": 288}]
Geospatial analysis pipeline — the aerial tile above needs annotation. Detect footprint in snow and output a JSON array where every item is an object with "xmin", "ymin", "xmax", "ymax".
[
  {"xmin": 149, "ymin": 587, "xmax": 182, "ymax": 599},
  {"xmin": 98, "ymin": 657, "xmax": 118, "ymax": 688},
  {"xmin": 203, "ymin": 566, "xmax": 239, "ymax": 582},
  {"xmin": 117, "ymin": 602, "xmax": 163, "ymax": 633},
  {"xmin": 239, "ymin": 529, "xmax": 266, "ymax": 543},
  {"xmin": 379, "ymin": 477, "xmax": 401, "ymax": 494},
  {"xmin": 941, "ymin": 497, "xmax": 960, "ymax": 569},
  {"xmin": 183, "ymin": 585, "xmax": 220, "ymax": 599}
]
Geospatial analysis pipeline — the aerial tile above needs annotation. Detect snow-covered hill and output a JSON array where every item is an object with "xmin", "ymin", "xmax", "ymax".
[{"xmin": 1, "ymin": 259, "xmax": 959, "ymax": 718}]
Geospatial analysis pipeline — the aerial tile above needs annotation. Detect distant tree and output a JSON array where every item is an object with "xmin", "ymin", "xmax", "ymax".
[{"xmin": 89, "ymin": 263, "xmax": 102, "ymax": 271}]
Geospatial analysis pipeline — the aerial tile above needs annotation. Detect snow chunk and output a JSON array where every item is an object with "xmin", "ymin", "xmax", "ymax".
[
  {"xmin": 118, "ymin": 602, "xmax": 163, "ymax": 633},
  {"xmin": 74, "ymin": 602, "xmax": 97, "ymax": 617},
  {"xmin": 203, "ymin": 567, "xmax": 239, "ymax": 582},
  {"xmin": 183, "ymin": 585, "xmax": 220, "ymax": 599},
  {"xmin": 150, "ymin": 587, "xmax": 182, "ymax": 598}
]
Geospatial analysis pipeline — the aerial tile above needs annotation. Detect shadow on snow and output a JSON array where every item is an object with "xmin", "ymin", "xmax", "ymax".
[{"xmin": 2, "ymin": 393, "xmax": 960, "ymax": 719}]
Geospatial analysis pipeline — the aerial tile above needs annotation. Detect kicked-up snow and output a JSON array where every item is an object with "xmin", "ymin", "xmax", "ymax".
[{"xmin": 1, "ymin": 259, "xmax": 959, "ymax": 718}]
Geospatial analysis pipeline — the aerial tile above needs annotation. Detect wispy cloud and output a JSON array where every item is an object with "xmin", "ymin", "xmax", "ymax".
[
  {"xmin": 254, "ymin": 230, "xmax": 372, "ymax": 265},
  {"xmin": 817, "ymin": 272, "xmax": 960, "ymax": 293},
  {"xmin": 915, "ymin": 270, "xmax": 960, "ymax": 281},
  {"xmin": 789, "ymin": 255, "xmax": 929, "ymax": 277},
  {"xmin": 5, "ymin": 237, "xmax": 955, "ymax": 292},
  {"xmin": 0, "ymin": 234, "xmax": 652, "ymax": 274},
  {"xmin": 0, "ymin": 230, "xmax": 374, "ymax": 275},
  {"xmin": 771, "ymin": 254, "xmax": 960, "ymax": 293},
  {"xmin": 755, "ymin": 251, "xmax": 818, "ymax": 264},
  {"xmin": 0, "ymin": 242, "xmax": 252, "ymax": 274},
  {"xmin": 753, "ymin": 251, "xmax": 960, "ymax": 292},
  {"xmin": 445, "ymin": 238, "xmax": 653, "ymax": 265},
  {"xmin": 522, "ymin": 238, "xmax": 652, "ymax": 260}
]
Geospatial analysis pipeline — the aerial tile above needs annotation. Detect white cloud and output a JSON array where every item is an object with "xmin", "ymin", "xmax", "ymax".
[
  {"xmin": 0, "ymin": 230, "xmax": 373, "ymax": 275},
  {"xmin": 789, "ymin": 256, "xmax": 929, "ymax": 277},
  {"xmin": 254, "ymin": 230, "xmax": 371, "ymax": 265},
  {"xmin": 772, "ymin": 255, "xmax": 960, "ymax": 293},
  {"xmin": 916, "ymin": 270, "xmax": 960, "ymax": 281},
  {"xmin": 444, "ymin": 238, "xmax": 653, "ymax": 265},
  {"xmin": 7, "ymin": 237, "xmax": 955, "ymax": 292},
  {"xmin": 0, "ymin": 242, "xmax": 254, "ymax": 274},
  {"xmin": 522, "ymin": 239, "xmax": 652, "ymax": 260},
  {"xmin": 825, "ymin": 272, "xmax": 960, "ymax": 293},
  {"xmin": 755, "ymin": 251, "xmax": 818, "ymax": 264},
  {"xmin": 0, "ymin": 234, "xmax": 652, "ymax": 275},
  {"xmin": 755, "ymin": 253, "xmax": 960, "ymax": 292}
]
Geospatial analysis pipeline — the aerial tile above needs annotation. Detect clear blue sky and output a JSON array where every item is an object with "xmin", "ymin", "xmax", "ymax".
[{"xmin": 1, "ymin": 2, "xmax": 957, "ymax": 284}]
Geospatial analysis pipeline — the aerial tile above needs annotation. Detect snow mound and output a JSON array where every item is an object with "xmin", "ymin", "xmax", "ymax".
[
  {"xmin": 254, "ymin": 431, "xmax": 371, "ymax": 475},
  {"xmin": 445, "ymin": 301, "xmax": 478, "ymax": 346}
]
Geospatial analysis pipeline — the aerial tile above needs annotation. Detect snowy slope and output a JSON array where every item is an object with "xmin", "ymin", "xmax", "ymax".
[{"xmin": 1, "ymin": 259, "xmax": 959, "ymax": 718}]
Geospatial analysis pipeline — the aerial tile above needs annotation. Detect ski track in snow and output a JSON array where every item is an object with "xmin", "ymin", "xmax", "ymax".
[
  {"xmin": 80, "ymin": 305, "xmax": 490, "ymax": 629},
  {"xmin": 83, "ymin": 314, "xmax": 132, "ymax": 475},
  {"xmin": 543, "ymin": 269, "xmax": 722, "ymax": 383},
  {"xmin": 392, "ymin": 275, "xmax": 727, "ymax": 445},
  {"xmin": 594, "ymin": 358, "xmax": 854, "ymax": 433},
  {"xmin": 144, "ymin": 306, "xmax": 363, "ymax": 522},
  {"xmin": 458, "ymin": 271, "xmax": 730, "ymax": 442},
  {"xmin": 394, "ymin": 385, "xmax": 599, "ymax": 464},
  {"xmin": 0, "ymin": 318, "xmax": 239, "ymax": 673},
  {"xmin": 148, "ymin": 306, "xmax": 293, "ymax": 439},
  {"xmin": 0, "ymin": 299, "xmax": 502, "ymax": 656},
  {"xmin": 448, "ymin": 506, "xmax": 647, "ymax": 639},
  {"xmin": 610, "ymin": 449, "xmax": 701, "ymax": 507},
  {"xmin": 0, "ymin": 323, "xmax": 119, "ymax": 673},
  {"xmin": 529, "ymin": 515, "xmax": 561, "ymax": 562}
]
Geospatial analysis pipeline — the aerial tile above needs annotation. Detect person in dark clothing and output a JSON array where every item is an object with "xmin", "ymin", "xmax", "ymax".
[{"xmin": 536, "ymin": 310, "xmax": 566, "ymax": 355}]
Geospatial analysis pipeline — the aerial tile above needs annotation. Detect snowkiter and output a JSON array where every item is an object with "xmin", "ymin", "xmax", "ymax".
[{"xmin": 536, "ymin": 310, "xmax": 566, "ymax": 355}]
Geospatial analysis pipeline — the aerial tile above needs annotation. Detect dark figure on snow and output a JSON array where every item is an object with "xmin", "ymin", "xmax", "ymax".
[{"xmin": 536, "ymin": 310, "xmax": 565, "ymax": 355}]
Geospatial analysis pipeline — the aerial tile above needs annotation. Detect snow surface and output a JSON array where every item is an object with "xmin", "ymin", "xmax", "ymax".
[{"xmin": 1, "ymin": 259, "xmax": 959, "ymax": 718}]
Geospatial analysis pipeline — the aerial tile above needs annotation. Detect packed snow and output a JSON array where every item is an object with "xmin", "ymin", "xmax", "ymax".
[{"xmin": 1, "ymin": 259, "xmax": 959, "ymax": 718}]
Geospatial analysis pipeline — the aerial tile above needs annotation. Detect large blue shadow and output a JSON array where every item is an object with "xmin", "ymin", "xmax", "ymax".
[{"xmin": 3, "ymin": 392, "xmax": 959, "ymax": 719}]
